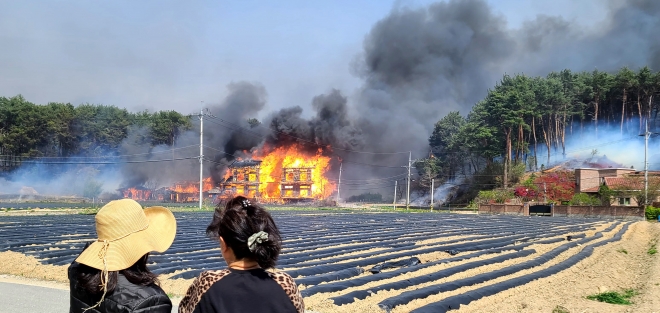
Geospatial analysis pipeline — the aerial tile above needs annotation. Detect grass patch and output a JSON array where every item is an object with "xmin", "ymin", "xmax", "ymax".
[
  {"xmin": 649, "ymin": 239, "xmax": 658, "ymax": 255},
  {"xmin": 586, "ymin": 289, "xmax": 637, "ymax": 305},
  {"xmin": 552, "ymin": 305, "xmax": 570, "ymax": 313},
  {"xmin": 617, "ymin": 248, "xmax": 628, "ymax": 254},
  {"xmin": 78, "ymin": 207, "xmax": 99, "ymax": 215}
]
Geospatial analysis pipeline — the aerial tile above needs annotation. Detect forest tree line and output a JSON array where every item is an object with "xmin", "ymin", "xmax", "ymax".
[
  {"xmin": 3, "ymin": 66, "xmax": 660, "ymax": 200},
  {"xmin": 0, "ymin": 95, "xmax": 192, "ymax": 161},
  {"xmin": 421, "ymin": 66, "xmax": 660, "ymax": 195}
]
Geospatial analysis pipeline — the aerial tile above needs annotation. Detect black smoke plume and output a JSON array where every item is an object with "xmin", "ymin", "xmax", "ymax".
[{"xmin": 124, "ymin": 0, "xmax": 660, "ymax": 196}]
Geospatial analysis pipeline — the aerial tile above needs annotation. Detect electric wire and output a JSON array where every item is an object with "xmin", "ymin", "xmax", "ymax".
[
  {"xmin": 15, "ymin": 156, "xmax": 199, "ymax": 165},
  {"xmin": 205, "ymin": 117, "xmax": 411, "ymax": 155}
]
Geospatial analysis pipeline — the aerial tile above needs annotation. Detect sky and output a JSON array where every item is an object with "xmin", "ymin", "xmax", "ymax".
[{"xmin": 0, "ymin": 0, "xmax": 610, "ymax": 117}]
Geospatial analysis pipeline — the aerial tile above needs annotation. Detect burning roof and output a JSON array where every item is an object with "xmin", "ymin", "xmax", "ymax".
[{"xmin": 229, "ymin": 159, "xmax": 262, "ymax": 168}]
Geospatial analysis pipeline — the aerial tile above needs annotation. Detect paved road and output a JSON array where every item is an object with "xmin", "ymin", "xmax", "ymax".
[{"xmin": 0, "ymin": 282, "xmax": 178, "ymax": 313}]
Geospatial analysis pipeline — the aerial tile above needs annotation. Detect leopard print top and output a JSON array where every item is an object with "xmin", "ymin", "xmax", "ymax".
[{"xmin": 178, "ymin": 269, "xmax": 304, "ymax": 313}]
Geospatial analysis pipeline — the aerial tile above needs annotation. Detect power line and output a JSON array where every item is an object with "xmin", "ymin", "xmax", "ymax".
[
  {"xmin": 206, "ymin": 117, "xmax": 411, "ymax": 155},
  {"xmin": 329, "ymin": 173, "xmax": 407, "ymax": 182},
  {"xmin": 5, "ymin": 145, "xmax": 200, "ymax": 160},
  {"xmin": 16, "ymin": 156, "xmax": 198, "ymax": 165},
  {"xmin": 340, "ymin": 160, "xmax": 406, "ymax": 169},
  {"xmin": 203, "ymin": 146, "xmax": 243, "ymax": 159},
  {"xmin": 201, "ymin": 122, "xmax": 409, "ymax": 169}
]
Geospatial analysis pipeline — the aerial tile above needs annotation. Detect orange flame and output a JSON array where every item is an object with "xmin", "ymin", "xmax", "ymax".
[
  {"xmin": 122, "ymin": 187, "xmax": 152, "ymax": 201},
  {"xmin": 160, "ymin": 145, "xmax": 335, "ymax": 202},
  {"xmin": 254, "ymin": 144, "xmax": 335, "ymax": 199},
  {"xmin": 170, "ymin": 177, "xmax": 214, "ymax": 194}
]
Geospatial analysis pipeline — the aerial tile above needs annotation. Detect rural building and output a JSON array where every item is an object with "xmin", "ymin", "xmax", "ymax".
[
  {"xmin": 575, "ymin": 168, "xmax": 660, "ymax": 206},
  {"xmin": 119, "ymin": 186, "xmax": 154, "ymax": 201},
  {"xmin": 281, "ymin": 167, "xmax": 313, "ymax": 200},
  {"xmin": 168, "ymin": 180, "xmax": 202, "ymax": 202},
  {"xmin": 574, "ymin": 168, "xmax": 635, "ymax": 193},
  {"xmin": 218, "ymin": 160, "xmax": 262, "ymax": 198},
  {"xmin": 118, "ymin": 158, "xmax": 324, "ymax": 203}
]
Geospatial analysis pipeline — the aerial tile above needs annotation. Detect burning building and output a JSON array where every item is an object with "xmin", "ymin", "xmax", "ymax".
[
  {"xmin": 119, "ymin": 186, "xmax": 154, "ymax": 201},
  {"xmin": 217, "ymin": 160, "xmax": 262, "ymax": 198},
  {"xmin": 167, "ymin": 177, "xmax": 214, "ymax": 202},
  {"xmin": 120, "ymin": 144, "xmax": 336, "ymax": 203},
  {"xmin": 255, "ymin": 144, "xmax": 335, "ymax": 201},
  {"xmin": 281, "ymin": 167, "xmax": 314, "ymax": 200}
]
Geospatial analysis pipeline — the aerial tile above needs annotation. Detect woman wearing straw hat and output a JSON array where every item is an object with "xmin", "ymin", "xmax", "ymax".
[
  {"xmin": 179, "ymin": 196, "xmax": 304, "ymax": 313},
  {"xmin": 68, "ymin": 199, "xmax": 177, "ymax": 313}
]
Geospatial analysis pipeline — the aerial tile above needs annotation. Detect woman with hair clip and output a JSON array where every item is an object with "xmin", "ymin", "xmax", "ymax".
[
  {"xmin": 68, "ymin": 199, "xmax": 177, "ymax": 313},
  {"xmin": 179, "ymin": 196, "xmax": 304, "ymax": 313}
]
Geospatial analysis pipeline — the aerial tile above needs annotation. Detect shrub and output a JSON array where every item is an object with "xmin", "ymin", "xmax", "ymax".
[
  {"xmin": 598, "ymin": 185, "xmax": 615, "ymax": 206},
  {"xmin": 514, "ymin": 186, "xmax": 537, "ymax": 198},
  {"xmin": 645, "ymin": 206, "xmax": 660, "ymax": 220},
  {"xmin": 586, "ymin": 289, "xmax": 636, "ymax": 305},
  {"xmin": 570, "ymin": 193, "xmax": 601, "ymax": 206},
  {"xmin": 475, "ymin": 189, "xmax": 514, "ymax": 204}
]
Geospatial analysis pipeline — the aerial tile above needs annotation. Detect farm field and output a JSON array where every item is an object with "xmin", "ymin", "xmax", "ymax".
[{"xmin": 0, "ymin": 211, "xmax": 658, "ymax": 312}]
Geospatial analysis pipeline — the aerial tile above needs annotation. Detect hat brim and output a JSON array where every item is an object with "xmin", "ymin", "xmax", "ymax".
[{"xmin": 75, "ymin": 206, "xmax": 176, "ymax": 271}]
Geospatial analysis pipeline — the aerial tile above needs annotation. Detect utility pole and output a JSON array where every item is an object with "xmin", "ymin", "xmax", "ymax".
[
  {"xmin": 336, "ymin": 162, "xmax": 343, "ymax": 204},
  {"xmin": 407, "ymin": 151, "xmax": 411, "ymax": 209},
  {"xmin": 640, "ymin": 119, "xmax": 651, "ymax": 210},
  {"xmin": 198, "ymin": 103, "xmax": 214, "ymax": 210},
  {"xmin": 430, "ymin": 179, "xmax": 434, "ymax": 211},
  {"xmin": 393, "ymin": 180, "xmax": 398, "ymax": 210},
  {"xmin": 543, "ymin": 182, "xmax": 547, "ymax": 203},
  {"xmin": 638, "ymin": 119, "xmax": 659, "ymax": 207},
  {"xmin": 644, "ymin": 119, "xmax": 649, "ymax": 207}
]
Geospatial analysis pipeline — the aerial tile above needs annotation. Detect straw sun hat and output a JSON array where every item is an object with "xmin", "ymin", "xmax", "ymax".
[{"xmin": 75, "ymin": 199, "xmax": 177, "ymax": 271}]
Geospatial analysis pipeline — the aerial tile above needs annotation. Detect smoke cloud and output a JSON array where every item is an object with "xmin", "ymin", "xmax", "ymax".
[
  {"xmin": 352, "ymin": 0, "xmax": 660, "ymax": 159},
  {"xmin": 4, "ymin": 0, "xmax": 660, "ymax": 200}
]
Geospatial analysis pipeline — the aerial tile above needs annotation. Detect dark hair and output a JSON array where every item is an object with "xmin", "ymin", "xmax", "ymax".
[
  {"xmin": 76, "ymin": 254, "xmax": 159, "ymax": 294},
  {"xmin": 207, "ymin": 196, "xmax": 282, "ymax": 269}
]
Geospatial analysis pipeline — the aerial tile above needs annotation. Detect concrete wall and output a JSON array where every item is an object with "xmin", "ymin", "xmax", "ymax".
[
  {"xmin": 479, "ymin": 203, "xmax": 644, "ymax": 220},
  {"xmin": 477, "ymin": 203, "xmax": 528, "ymax": 216},
  {"xmin": 575, "ymin": 169, "xmax": 600, "ymax": 192},
  {"xmin": 574, "ymin": 168, "xmax": 636, "ymax": 193}
]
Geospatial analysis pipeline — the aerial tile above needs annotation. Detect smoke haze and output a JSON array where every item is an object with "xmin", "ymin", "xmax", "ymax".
[{"xmin": 3, "ymin": 0, "xmax": 660, "ymax": 199}]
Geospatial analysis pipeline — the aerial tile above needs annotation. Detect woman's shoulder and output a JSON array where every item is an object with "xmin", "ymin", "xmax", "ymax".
[
  {"xmin": 178, "ymin": 269, "xmax": 232, "ymax": 313},
  {"xmin": 186, "ymin": 269, "xmax": 232, "ymax": 294},
  {"xmin": 267, "ymin": 270, "xmax": 305, "ymax": 313},
  {"xmin": 115, "ymin": 274, "xmax": 169, "ymax": 298},
  {"xmin": 104, "ymin": 275, "xmax": 172, "ymax": 312},
  {"xmin": 266, "ymin": 270, "xmax": 296, "ymax": 289},
  {"xmin": 197, "ymin": 269, "xmax": 232, "ymax": 281}
]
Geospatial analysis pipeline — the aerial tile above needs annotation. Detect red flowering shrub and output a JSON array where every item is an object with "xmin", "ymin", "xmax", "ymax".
[{"xmin": 513, "ymin": 171, "xmax": 575, "ymax": 202}]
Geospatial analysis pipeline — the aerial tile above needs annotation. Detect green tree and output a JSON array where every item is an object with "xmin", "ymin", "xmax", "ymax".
[
  {"xmin": 83, "ymin": 179, "xmax": 104, "ymax": 199},
  {"xmin": 635, "ymin": 66, "xmax": 654, "ymax": 130},
  {"xmin": 483, "ymin": 74, "xmax": 535, "ymax": 187},
  {"xmin": 615, "ymin": 67, "xmax": 637, "ymax": 134},
  {"xmin": 584, "ymin": 69, "xmax": 614, "ymax": 133},
  {"xmin": 428, "ymin": 111, "xmax": 466, "ymax": 180},
  {"xmin": 0, "ymin": 95, "xmax": 50, "ymax": 156},
  {"xmin": 147, "ymin": 110, "xmax": 192, "ymax": 146}
]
